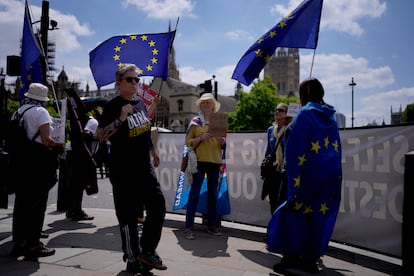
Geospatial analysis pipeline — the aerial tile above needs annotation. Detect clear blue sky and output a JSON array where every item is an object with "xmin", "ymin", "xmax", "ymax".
[{"xmin": 0, "ymin": 0, "xmax": 413, "ymax": 127}]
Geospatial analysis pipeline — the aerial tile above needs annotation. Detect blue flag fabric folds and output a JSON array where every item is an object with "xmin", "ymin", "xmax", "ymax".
[
  {"xmin": 267, "ymin": 102, "xmax": 342, "ymax": 260},
  {"xmin": 20, "ymin": 0, "xmax": 44, "ymax": 101},
  {"xmin": 173, "ymin": 146, "xmax": 231, "ymax": 216},
  {"xmin": 196, "ymin": 158, "xmax": 231, "ymax": 216},
  {"xmin": 231, "ymin": 0, "xmax": 323, "ymax": 86},
  {"xmin": 89, "ymin": 31, "xmax": 175, "ymax": 88}
]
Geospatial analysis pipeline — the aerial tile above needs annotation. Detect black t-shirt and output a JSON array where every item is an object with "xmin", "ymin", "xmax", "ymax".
[{"xmin": 100, "ymin": 95, "xmax": 153, "ymax": 169}]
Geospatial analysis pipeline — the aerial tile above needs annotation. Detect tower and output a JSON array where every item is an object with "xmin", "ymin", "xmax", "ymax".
[
  {"xmin": 167, "ymin": 21, "xmax": 180, "ymax": 81},
  {"xmin": 264, "ymin": 47, "xmax": 299, "ymax": 98}
]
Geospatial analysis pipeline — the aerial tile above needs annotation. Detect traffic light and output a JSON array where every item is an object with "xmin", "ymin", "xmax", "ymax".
[
  {"xmin": 199, "ymin": 80, "xmax": 212, "ymax": 93},
  {"xmin": 6, "ymin": 55, "xmax": 20, "ymax": 76}
]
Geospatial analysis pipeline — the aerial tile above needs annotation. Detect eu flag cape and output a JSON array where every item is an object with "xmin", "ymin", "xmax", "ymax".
[
  {"xmin": 267, "ymin": 102, "xmax": 342, "ymax": 260},
  {"xmin": 232, "ymin": 0, "xmax": 323, "ymax": 86},
  {"xmin": 89, "ymin": 31, "xmax": 175, "ymax": 88}
]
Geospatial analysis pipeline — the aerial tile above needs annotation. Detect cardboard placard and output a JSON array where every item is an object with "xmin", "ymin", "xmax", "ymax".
[{"xmin": 208, "ymin": 112, "xmax": 228, "ymax": 137}]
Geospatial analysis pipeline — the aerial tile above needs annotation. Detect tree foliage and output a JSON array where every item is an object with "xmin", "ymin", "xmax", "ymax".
[
  {"xmin": 7, "ymin": 98, "xmax": 61, "ymax": 119},
  {"xmin": 228, "ymin": 77, "xmax": 299, "ymax": 131},
  {"xmin": 402, "ymin": 102, "xmax": 414, "ymax": 123}
]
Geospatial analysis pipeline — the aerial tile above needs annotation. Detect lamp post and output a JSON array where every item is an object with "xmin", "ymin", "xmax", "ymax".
[{"xmin": 349, "ymin": 77, "xmax": 356, "ymax": 128}]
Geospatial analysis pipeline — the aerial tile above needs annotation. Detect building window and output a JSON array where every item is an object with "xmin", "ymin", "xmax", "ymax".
[{"xmin": 178, "ymin": 99, "xmax": 183, "ymax": 112}]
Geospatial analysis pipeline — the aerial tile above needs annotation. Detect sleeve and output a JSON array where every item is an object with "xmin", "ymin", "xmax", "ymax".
[
  {"xmin": 264, "ymin": 125, "xmax": 273, "ymax": 157},
  {"xmin": 84, "ymin": 118, "xmax": 98, "ymax": 135},
  {"xmin": 185, "ymin": 125, "xmax": 196, "ymax": 147},
  {"xmin": 37, "ymin": 107, "xmax": 52, "ymax": 127},
  {"xmin": 99, "ymin": 100, "xmax": 117, "ymax": 128}
]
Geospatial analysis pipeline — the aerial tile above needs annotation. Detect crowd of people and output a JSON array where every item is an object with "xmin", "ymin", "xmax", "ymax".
[{"xmin": 5, "ymin": 67, "xmax": 342, "ymax": 274}]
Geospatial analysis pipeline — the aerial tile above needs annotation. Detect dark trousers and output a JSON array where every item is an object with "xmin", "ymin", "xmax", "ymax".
[
  {"xmin": 185, "ymin": 162, "xmax": 220, "ymax": 229},
  {"xmin": 12, "ymin": 143, "xmax": 57, "ymax": 246},
  {"xmin": 267, "ymin": 170, "xmax": 286, "ymax": 214},
  {"xmin": 110, "ymin": 165, "xmax": 165, "ymax": 262},
  {"xmin": 66, "ymin": 149, "xmax": 97, "ymax": 216},
  {"xmin": 66, "ymin": 150, "xmax": 85, "ymax": 216},
  {"xmin": 13, "ymin": 182, "xmax": 49, "ymax": 245}
]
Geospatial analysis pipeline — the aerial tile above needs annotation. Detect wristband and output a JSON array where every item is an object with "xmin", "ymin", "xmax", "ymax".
[{"xmin": 114, "ymin": 118, "xmax": 123, "ymax": 128}]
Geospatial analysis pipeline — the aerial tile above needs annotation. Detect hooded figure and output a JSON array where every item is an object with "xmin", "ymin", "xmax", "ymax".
[{"xmin": 267, "ymin": 78, "xmax": 342, "ymax": 274}]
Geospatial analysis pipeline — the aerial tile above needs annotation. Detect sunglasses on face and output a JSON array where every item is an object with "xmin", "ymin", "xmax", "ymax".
[
  {"xmin": 275, "ymin": 108, "xmax": 286, "ymax": 113},
  {"xmin": 122, "ymin": 77, "xmax": 140, "ymax": 83}
]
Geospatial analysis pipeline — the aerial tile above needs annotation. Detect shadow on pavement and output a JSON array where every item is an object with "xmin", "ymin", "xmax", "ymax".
[{"xmin": 325, "ymin": 246, "xmax": 402, "ymax": 275}]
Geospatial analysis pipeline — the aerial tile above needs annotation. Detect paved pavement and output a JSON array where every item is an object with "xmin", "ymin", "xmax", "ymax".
[{"xmin": 0, "ymin": 206, "xmax": 403, "ymax": 276}]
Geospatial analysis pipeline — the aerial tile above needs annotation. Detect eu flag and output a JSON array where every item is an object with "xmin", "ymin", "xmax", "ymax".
[
  {"xmin": 89, "ymin": 31, "xmax": 176, "ymax": 88},
  {"xmin": 20, "ymin": 0, "xmax": 44, "ymax": 101},
  {"xmin": 267, "ymin": 101, "xmax": 342, "ymax": 260},
  {"xmin": 232, "ymin": 0, "xmax": 323, "ymax": 86}
]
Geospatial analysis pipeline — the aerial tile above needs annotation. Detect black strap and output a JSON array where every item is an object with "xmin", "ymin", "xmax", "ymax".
[{"xmin": 19, "ymin": 105, "xmax": 40, "ymax": 141}]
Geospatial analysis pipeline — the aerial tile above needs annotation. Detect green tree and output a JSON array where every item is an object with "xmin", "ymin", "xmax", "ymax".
[
  {"xmin": 7, "ymin": 97, "xmax": 61, "ymax": 119},
  {"xmin": 402, "ymin": 103, "xmax": 414, "ymax": 123},
  {"xmin": 228, "ymin": 77, "xmax": 299, "ymax": 131}
]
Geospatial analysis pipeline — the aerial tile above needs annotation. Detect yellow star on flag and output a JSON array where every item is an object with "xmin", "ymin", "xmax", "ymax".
[
  {"xmin": 298, "ymin": 154, "xmax": 306, "ymax": 166},
  {"xmin": 320, "ymin": 203, "xmax": 329, "ymax": 214},
  {"xmin": 311, "ymin": 140, "xmax": 321, "ymax": 154}
]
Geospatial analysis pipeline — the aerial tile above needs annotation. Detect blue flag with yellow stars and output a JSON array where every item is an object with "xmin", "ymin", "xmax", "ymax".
[
  {"xmin": 20, "ymin": 0, "xmax": 44, "ymax": 101},
  {"xmin": 232, "ymin": 0, "xmax": 323, "ymax": 86},
  {"xmin": 89, "ymin": 31, "xmax": 176, "ymax": 88},
  {"xmin": 267, "ymin": 101, "xmax": 342, "ymax": 260}
]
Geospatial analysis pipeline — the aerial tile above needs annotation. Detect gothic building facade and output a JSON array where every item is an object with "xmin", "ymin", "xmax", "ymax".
[
  {"xmin": 263, "ymin": 47, "xmax": 299, "ymax": 98},
  {"xmin": 391, "ymin": 105, "xmax": 403, "ymax": 125}
]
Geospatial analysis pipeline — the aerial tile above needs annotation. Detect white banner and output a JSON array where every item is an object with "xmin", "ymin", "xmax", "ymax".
[
  {"xmin": 154, "ymin": 125, "xmax": 414, "ymax": 257},
  {"xmin": 50, "ymin": 98, "xmax": 66, "ymax": 144}
]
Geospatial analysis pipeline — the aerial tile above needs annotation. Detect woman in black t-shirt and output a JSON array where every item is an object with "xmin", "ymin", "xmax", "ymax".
[{"xmin": 97, "ymin": 64, "xmax": 167, "ymax": 273}]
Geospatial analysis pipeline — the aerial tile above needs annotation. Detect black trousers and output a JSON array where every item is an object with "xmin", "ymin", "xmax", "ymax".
[
  {"xmin": 266, "ymin": 170, "xmax": 286, "ymax": 214},
  {"xmin": 110, "ymin": 164, "xmax": 165, "ymax": 262},
  {"xmin": 12, "ymin": 144, "xmax": 57, "ymax": 246},
  {"xmin": 66, "ymin": 149, "xmax": 98, "ymax": 216}
]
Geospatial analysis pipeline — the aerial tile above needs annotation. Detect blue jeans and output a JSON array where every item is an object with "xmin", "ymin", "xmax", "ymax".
[{"xmin": 185, "ymin": 162, "xmax": 220, "ymax": 229}]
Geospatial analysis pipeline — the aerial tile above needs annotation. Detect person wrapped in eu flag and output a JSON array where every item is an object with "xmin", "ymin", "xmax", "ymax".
[{"xmin": 267, "ymin": 78, "xmax": 342, "ymax": 274}]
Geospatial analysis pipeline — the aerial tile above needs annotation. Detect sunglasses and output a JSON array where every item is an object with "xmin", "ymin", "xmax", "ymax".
[
  {"xmin": 122, "ymin": 77, "xmax": 140, "ymax": 83},
  {"xmin": 275, "ymin": 108, "xmax": 286, "ymax": 113}
]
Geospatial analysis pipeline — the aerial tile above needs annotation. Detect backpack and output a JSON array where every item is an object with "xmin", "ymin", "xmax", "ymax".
[{"xmin": 3, "ymin": 105, "xmax": 39, "ymax": 194}]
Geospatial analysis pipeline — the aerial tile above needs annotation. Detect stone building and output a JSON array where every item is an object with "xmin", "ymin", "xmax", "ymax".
[
  {"xmin": 391, "ymin": 105, "xmax": 403, "ymax": 125},
  {"xmin": 263, "ymin": 47, "xmax": 299, "ymax": 98}
]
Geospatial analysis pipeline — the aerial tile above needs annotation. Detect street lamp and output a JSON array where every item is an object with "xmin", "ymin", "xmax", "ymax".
[{"xmin": 349, "ymin": 77, "xmax": 357, "ymax": 128}]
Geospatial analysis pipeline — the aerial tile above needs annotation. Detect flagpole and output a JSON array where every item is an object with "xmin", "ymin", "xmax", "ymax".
[
  {"xmin": 175, "ymin": 17, "xmax": 180, "ymax": 32},
  {"xmin": 309, "ymin": 49, "xmax": 316, "ymax": 78}
]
